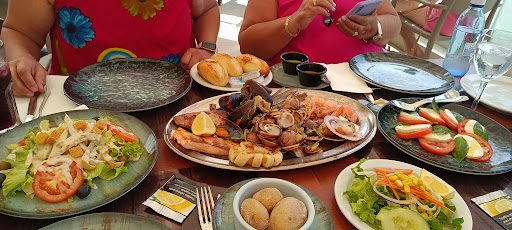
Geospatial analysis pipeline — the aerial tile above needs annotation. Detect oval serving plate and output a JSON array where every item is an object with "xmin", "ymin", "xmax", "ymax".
[
  {"xmin": 378, "ymin": 98, "xmax": 512, "ymax": 175},
  {"xmin": 213, "ymin": 178, "xmax": 333, "ymax": 230},
  {"xmin": 0, "ymin": 109, "xmax": 158, "ymax": 218},
  {"xmin": 334, "ymin": 159, "xmax": 472, "ymax": 230},
  {"xmin": 40, "ymin": 212, "xmax": 171, "ymax": 230},
  {"xmin": 350, "ymin": 53, "xmax": 454, "ymax": 95},
  {"xmin": 64, "ymin": 58, "xmax": 192, "ymax": 112},
  {"xmin": 190, "ymin": 62, "xmax": 273, "ymax": 92},
  {"xmin": 271, "ymin": 63, "xmax": 330, "ymax": 90},
  {"xmin": 164, "ymin": 89, "xmax": 377, "ymax": 171}
]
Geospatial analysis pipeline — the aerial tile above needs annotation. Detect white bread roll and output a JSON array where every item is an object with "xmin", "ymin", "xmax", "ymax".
[
  {"xmin": 236, "ymin": 54, "xmax": 270, "ymax": 77},
  {"xmin": 197, "ymin": 59, "xmax": 229, "ymax": 87},
  {"xmin": 211, "ymin": 53, "xmax": 243, "ymax": 77}
]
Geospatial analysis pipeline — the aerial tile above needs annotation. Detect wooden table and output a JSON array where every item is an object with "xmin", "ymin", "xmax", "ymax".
[{"xmin": 2, "ymin": 74, "xmax": 512, "ymax": 230}]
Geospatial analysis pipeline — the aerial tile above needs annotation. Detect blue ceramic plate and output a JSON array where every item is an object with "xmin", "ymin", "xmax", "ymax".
[
  {"xmin": 378, "ymin": 98, "xmax": 512, "ymax": 175},
  {"xmin": 0, "ymin": 109, "xmax": 158, "ymax": 218},
  {"xmin": 64, "ymin": 58, "xmax": 192, "ymax": 112},
  {"xmin": 350, "ymin": 53, "xmax": 454, "ymax": 95},
  {"xmin": 40, "ymin": 212, "xmax": 172, "ymax": 230},
  {"xmin": 213, "ymin": 179, "xmax": 333, "ymax": 230}
]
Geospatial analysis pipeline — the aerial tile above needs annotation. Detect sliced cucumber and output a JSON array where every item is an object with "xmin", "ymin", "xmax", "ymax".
[{"xmin": 376, "ymin": 207, "xmax": 429, "ymax": 230}]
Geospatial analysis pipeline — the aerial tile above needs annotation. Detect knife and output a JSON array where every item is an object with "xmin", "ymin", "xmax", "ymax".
[{"xmin": 25, "ymin": 92, "xmax": 41, "ymax": 122}]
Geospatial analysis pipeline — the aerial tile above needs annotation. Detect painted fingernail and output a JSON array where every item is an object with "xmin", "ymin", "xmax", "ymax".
[
  {"xmin": 341, "ymin": 16, "xmax": 346, "ymax": 21},
  {"xmin": 333, "ymin": 2, "xmax": 336, "ymax": 7},
  {"xmin": 350, "ymin": 15, "xmax": 354, "ymax": 20}
]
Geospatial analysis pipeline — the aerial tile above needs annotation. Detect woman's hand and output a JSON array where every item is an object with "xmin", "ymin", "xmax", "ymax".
[
  {"xmin": 290, "ymin": 0, "xmax": 336, "ymax": 32},
  {"xmin": 9, "ymin": 56, "xmax": 47, "ymax": 97},
  {"xmin": 337, "ymin": 10, "xmax": 379, "ymax": 40},
  {"xmin": 180, "ymin": 48, "xmax": 214, "ymax": 70}
]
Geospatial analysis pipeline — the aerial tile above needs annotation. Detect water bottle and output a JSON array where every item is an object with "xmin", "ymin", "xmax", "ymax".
[{"xmin": 442, "ymin": 0, "xmax": 486, "ymax": 77}]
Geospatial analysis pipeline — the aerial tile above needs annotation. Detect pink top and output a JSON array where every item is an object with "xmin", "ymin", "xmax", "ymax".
[
  {"xmin": 423, "ymin": 7, "xmax": 459, "ymax": 36},
  {"xmin": 267, "ymin": 0, "xmax": 383, "ymax": 66},
  {"xmin": 50, "ymin": 0, "xmax": 195, "ymax": 75}
]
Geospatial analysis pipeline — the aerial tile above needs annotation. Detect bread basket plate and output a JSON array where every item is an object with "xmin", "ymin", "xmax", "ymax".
[
  {"xmin": 190, "ymin": 62, "xmax": 273, "ymax": 92},
  {"xmin": 334, "ymin": 159, "xmax": 472, "ymax": 230},
  {"xmin": 213, "ymin": 178, "xmax": 333, "ymax": 230},
  {"xmin": 164, "ymin": 89, "xmax": 377, "ymax": 171}
]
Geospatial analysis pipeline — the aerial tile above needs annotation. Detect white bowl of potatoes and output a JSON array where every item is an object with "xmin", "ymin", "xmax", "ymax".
[{"xmin": 232, "ymin": 178, "xmax": 315, "ymax": 230}]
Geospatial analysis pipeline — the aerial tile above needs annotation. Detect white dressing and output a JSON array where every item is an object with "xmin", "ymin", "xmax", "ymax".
[{"xmin": 38, "ymin": 157, "xmax": 75, "ymax": 186}]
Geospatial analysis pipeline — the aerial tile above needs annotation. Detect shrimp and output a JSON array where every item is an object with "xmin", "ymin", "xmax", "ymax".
[{"xmin": 332, "ymin": 105, "xmax": 358, "ymax": 124}]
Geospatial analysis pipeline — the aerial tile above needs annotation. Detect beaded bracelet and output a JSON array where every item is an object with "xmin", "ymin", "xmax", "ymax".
[{"xmin": 285, "ymin": 16, "xmax": 300, "ymax": 37}]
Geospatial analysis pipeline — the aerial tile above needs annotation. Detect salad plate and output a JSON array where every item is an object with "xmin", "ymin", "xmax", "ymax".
[
  {"xmin": 378, "ymin": 98, "xmax": 512, "ymax": 175},
  {"xmin": 213, "ymin": 178, "xmax": 333, "ymax": 230},
  {"xmin": 461, "ymin": 73, "xmax": 512, "ymax": 115},
  {"xmin": 40, "ymin": 212, "xmax": 171, "ymax": 230},
  {"xmin": 164, "ymin": 89, "xmax": 377, "ymax": 171},
  {"xmin": 190, "ymin": 62, "xmax": 273, "ymax": 92},
  {"xmin": 0, "ymin": 109, "xmax": 158, "ymax": 218},
  {"xmin": 271, "ymin": 63, "xmax": 330, "ymax": 89},
  {"xmin": 349, "ymin": 53, "xmax": 454, "ymax": 95},
  {"xmin": 334, "ymin": 159, "xmax": 472, "ymax": 230},
  {"xmin": 64, "ymin": 58, "xmax": 192, "ymax": 112}
]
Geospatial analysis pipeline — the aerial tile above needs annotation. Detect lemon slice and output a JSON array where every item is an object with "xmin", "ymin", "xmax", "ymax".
[
  {"xmin": 420, "ymin": 169, "xmax": 455, "ymax": 200},
  {"xmin": 495, "ymin": 199, "xmax": 512, "ymax": 213},
  {"xmin": 155, "ymin": 190, "xmax": 195, "ymax": 214},
  {"xmin": 192, "ymin": 112, "xmax": 216, "ymax": 136},
  {"xmin": 482, "ymin": 199, "xmax": 500, "ymax": 216}
]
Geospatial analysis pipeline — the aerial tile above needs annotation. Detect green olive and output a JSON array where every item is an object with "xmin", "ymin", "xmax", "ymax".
[
  {"xmin": 118, "ymin": 155, "xmax": 128, "ymax": 162},
  {"xmin": 0, "ymin": 161, "xmax": 12, "ymax": 171}
]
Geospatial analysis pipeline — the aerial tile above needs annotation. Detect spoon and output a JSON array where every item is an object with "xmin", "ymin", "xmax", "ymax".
[{"xmin": 390, "ymin": 90, "xmax": 469, "ymax": 111}]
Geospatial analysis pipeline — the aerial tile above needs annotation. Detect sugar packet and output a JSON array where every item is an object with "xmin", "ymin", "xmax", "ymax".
[
  {"xmin": 472, "ymin": 188, "xmax": 512, "ymax": 229},
  {"xmin": 143, "ymin": 175, "xmax": 199, "ymax": 223}
]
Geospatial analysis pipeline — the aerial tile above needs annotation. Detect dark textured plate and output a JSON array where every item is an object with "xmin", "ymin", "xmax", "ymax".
[
  {"xmin": 213, "ymin": 179, "xmax": 333, "ymax": 230},
  {"xmin": 271, "ymin": 63, "xmax": 330, "ymax": 89},
  {"xmin": 64, "ymin": 58, "xmax": 192, "ymax": 112},
  {"xmin": 0, "ymin": 109, "xmax": 158, "ymax": 218},
  {"xmin": 40, "ymin": 212, "xmax": 172, "ymax": 230},
  {"xmin": 350, "ymin": 53, "xmax": 454, "ymax": 95},
  {"xmin": 378, "ymin": 98, "xmax": 512, "ymax": 175}
]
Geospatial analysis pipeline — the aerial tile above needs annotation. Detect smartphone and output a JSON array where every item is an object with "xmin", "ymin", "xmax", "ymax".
[{"xmin": 346, "ymin": 0, "xmax": 383, "ymax": 17}]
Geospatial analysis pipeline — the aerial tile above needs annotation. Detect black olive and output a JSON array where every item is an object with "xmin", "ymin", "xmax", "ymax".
[
  {"xmin": 0, "ymin": 173, "xmax": 6, "ymax": 187},
  {"xmin": 76, "ymin": 185, "xmax": 91, "ymax": 199},
  {"xmin": 92, "ymin": 116, "xmax": 100, "ymax": 121}
]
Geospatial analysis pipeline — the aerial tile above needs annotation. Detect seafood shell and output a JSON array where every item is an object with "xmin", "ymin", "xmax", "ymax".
[{"xmin": 324, "ymin": 115, "xmax": 363, "ymax": 141}]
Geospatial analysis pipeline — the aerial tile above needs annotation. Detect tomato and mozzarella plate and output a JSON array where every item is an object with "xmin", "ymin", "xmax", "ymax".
[
  {"xmin": 395, "ymin": 108, "xmax": 492, "ymax": 162},
  {"xmin": 2, "ymin": 114, "xmax": 141, "ymax": 203}
]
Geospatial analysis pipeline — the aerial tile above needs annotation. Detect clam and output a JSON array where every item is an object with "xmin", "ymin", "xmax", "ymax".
[
  {"xmin": 258, "ymin": 119, "xmax": 275, "ymax": 132},
  {"xmin": 259, "ymin": 124, "xmax": 281, "ymax": 139},
  {"xmin": 257, "ymin": 134, "xmax": 279, "ymax": 147},
  {"xmin": 324, "ymin": 115, "xmax": 363, "ymax": 141},
  {"xmin": 304, "ymin": 135, "xmax": 323, "ymax": 144},
  {"xmin": 302, "ymin": 142, "xmax": 322, "ymax": 154},
  {"xmin": 278, "ymin": 130, "xmax": 297, "ymax": 147},
  {"xmin": 292, "ymin": 148, "xmax": 305, "ymax": 158},
  {"xmin": 277, "ymin": 112, "xmax": 294, "ymax": 128},
  {"xmin": 282, "ymin": 143, "xmax": 300, "ymax": 151},
  {"xmin": 245, "ymin": 129, "xmax": 261, "ymax": 143}
]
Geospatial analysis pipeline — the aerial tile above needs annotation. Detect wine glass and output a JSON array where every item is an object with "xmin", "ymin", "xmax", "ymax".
[{"xmin": 471, "ymin": 29, "xmax": 512, "ymax": 110}]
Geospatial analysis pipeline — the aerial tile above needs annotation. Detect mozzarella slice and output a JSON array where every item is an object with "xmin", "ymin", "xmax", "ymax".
[
  {"xmin": 444, "ymin": 109, "xmax": 459, "ymax": 125},
  {"xmin": 465, "ymin": 120, "xmax": 477, "ymax": 134},
  {"xmin": 395, "ymin": 124, "xmax": 431, "ymax": 134},
  {"xmin": 423, "ymin": 133, "xmax": 453, "ymax": 142}
]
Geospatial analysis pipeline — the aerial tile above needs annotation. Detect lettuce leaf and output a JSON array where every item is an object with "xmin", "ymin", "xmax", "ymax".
[
  {"xmin": 99, "ymin": 166, "xmax": 128, "ymax": 181},
  {"xmin": 2, "ymin": 149, "xmax": 32, "ymax": 197},
  {"xmin": 343, "ymin": 176, "xmax": 387, "ymax": 227},
  {"xmin": 84, "ymin": 162, "xmax": 128, "ymax": 181},
  {"xmin": 110, "ymin": 140, "xmax": 143, "ymax": 161}
]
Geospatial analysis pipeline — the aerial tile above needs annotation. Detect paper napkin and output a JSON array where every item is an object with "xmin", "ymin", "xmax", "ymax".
[
  {"xmin": 325, "ymin": 63, "xmax": 373, "ymax": 94},
  {"xmin": 15, "ymin": 75, "xmax": 88, "ymax": 122}
]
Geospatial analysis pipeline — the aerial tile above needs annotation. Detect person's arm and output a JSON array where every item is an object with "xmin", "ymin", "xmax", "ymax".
[
  {"xmin": 180, "ymin": 0, "xmax": 220, "ymax": 70},
  {"xmin": 0, "ymin": 0, "xmax": 54, "ymax": 96},
  {"xmin": 336, "ymin": 0, "xmax": 400, "ymax": 46},
  {"xmin": 239, "ymin": 0, "xmax": 335, "ymax": 60}
]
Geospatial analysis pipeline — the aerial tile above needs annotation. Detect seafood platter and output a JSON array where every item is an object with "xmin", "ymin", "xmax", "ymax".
[{"xmin": 164, "ymin": 80, "xmax": 377, "ymax": 171}]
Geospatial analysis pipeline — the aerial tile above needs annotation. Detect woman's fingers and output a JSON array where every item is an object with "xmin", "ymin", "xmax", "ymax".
[
  {"xmin": 34, "ymin": 64, "xmax": 47, "ymax": 92},
  {"xmin": 337, "ymin": 17, "xmax": 366, "ymax": 38},
  {"xmin": 314, "ymin": 0, "xmax": 335, "ymax": 12},
  {"xmin": 9, "ymin": 58, "xmax": 41, "ymax": 97}
]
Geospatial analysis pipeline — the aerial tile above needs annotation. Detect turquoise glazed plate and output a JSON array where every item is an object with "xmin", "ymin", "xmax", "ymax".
[
  {"xmin": 378, "ymin": 99, "xmax": 512, "ymax": 175},
  {"xmin": 350, "ymin": 53, "xmax": 454, "ymax": 95},
  {"xmin": 271, "ymin": 63, "xmax": 330, "ymax": 90},
  {"xmin": 64, "ymin": 58, "xmax": 192, "ymax": 112},
  {"xmin": 213, "ymin": 179, "xmax": 333, "ymax": 230},
  {"xmin": 40, "ymin": 212, "xmax": 171, "ymax": 230},
  {"xmin": 0, "ymin": 109, "xmax": 158, "ymax": 218}
]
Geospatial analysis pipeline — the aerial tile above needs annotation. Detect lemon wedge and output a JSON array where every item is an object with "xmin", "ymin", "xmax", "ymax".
[
  {"xmin": 192, "ymin": 112, "xmax": 216, "ymax": 136},
  {"xmin": 420, "ymin": 169, "xmax": 455, "ymax": 200}
]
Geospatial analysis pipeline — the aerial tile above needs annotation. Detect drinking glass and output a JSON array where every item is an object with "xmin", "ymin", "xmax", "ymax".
[
  {"xmin": 471, "ymin": 29, "xmax": 512, "ymax": 110},
  {"xmin": 0, "ymin": 40, "xmax": 21, "ymax": 135}
]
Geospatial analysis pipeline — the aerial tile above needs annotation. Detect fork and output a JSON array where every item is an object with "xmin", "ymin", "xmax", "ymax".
[{"xmin": 196, "ymin": 186, "xmax": 215, "ymax": 230}]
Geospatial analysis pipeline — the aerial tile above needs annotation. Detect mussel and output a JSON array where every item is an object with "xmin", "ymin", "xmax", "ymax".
[{"xmin": 219, "ymin": 93, "xmax": 245, "ymax": 112}]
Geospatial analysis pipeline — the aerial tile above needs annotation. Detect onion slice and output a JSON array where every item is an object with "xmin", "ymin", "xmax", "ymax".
[{"xmin": 372, "ymin": 181, "xmax": 414, "ymax": 205}]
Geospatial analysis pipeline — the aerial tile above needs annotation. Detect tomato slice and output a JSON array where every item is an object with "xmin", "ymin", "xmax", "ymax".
[
  {"xmin": 18, "ymin": 138, "xmax": 29, "ymax": 146},
  {"xmin": 398, "ymin": 112, "xmax": 433, "ymax": 125},
  {"xmin": 418, "ymin": 108, "xmax": 446, "ymax": 126},
  {"xmin": 418, "ymin": 137, "xmax": 455, "ymax": 155},
  {"xmin": 106, "ymin": 122, "xmax": 139, "ymax": 142},
  {"xmin": 462, "ymin": 132, "xmax": 493, "ymax": 162},
  {"xmin": 33, "ymin": 161, "xmax": 84, "ymax": 203},
  {"xmin": 439, "ymin": 110, "xmax": 458, "ymax": 130},
  {"xmin": 457, "ymin": 119, "xmax": 470, "ymax": 134},
  {"xmin": 395, "ymin": 124, "xmax": 432, "ymax": 139},
  {"xmin": 374, "ymin": 168, "xmax": 414, "ymax": 175}
]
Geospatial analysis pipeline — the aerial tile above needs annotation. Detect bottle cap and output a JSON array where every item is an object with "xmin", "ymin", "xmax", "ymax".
[{"xmin": 470, "ymin": 0, "xmax": 486, "ymax": 5}]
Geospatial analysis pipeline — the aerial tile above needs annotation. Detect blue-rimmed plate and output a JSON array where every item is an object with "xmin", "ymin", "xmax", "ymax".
[
  {"xmin": 378, "ymin": 98, "xmax": 512, "ymax": 175},
  {"xmin": 0, "ymin": 109, "xmax": 158, "ymax": 218},
  {"xmin": 64, "ymin": 58, "xmax": 192, "ymax": 112}
]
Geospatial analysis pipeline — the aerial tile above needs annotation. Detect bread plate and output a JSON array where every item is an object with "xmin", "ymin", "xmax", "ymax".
[{"xmin": 191, "ymin": 62, "xmax": 273, "ymax": 92}]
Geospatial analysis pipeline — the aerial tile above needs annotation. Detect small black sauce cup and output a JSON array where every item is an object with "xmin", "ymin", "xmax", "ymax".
[
  {"xmin": 280, "ymin": 52, "xmax": 309, "ymax": 75},
  {"xmin": 296, "ymin": 63, "xmax": 327, "ymax": 87}
]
